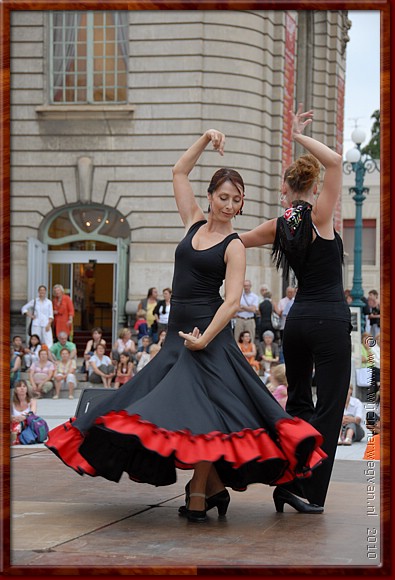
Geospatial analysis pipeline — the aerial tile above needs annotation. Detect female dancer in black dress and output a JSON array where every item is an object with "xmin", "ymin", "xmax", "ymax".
[
  {"xmin": 240, "ymin": 105, "xmax": 352, "ymax": 511},
  {"xmin": 46, "ymin": 128, "xmax": 326, "ymax": 522}
]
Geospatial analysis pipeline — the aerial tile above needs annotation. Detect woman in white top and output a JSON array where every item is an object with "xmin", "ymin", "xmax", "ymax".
[
  {"xmin": 89, "ymin": 344, "xmax": 115, "ymax": 388},
  {"xmin": 11, "ymin": 380, "xmax": 37, "ymax": 444},
  {"xmin": 23, "ymin": 334, "xmax": 42, "ymax": 369},
  {"xmin": 21, "ymin": 285, "xmax": 54, "ymax": 347},
  {"xmin": 111, "ymin": 328, "xmax": 136, "ymax": 364},
  {"xmin": 153, "ymin": 288, "xmax": 172, "ymax": 335}
]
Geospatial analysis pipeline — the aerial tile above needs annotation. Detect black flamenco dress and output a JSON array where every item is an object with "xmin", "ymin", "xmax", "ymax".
[{"xmin": 46, "ymin": 220, "xmax": 326, "ymax": 489}]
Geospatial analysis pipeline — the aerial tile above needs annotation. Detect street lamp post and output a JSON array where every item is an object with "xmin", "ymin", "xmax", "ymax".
[{"xmin": 343, "ymin": 127, "xmax": 379, "ymax": 329}]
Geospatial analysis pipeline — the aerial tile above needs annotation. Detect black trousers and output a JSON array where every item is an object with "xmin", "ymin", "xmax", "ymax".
[{"xmin": 281, "ymin": 317, "xmax": 352, "ymax": 507}]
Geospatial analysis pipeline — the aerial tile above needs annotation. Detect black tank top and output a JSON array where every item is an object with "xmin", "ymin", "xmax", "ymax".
[
  {"xmin": 171, "ymin": 220, "xmax": 240, "ymax": 301},
  {"xmin": 286, "ymin": 225, "xmax": 350, "ymax": 322}
]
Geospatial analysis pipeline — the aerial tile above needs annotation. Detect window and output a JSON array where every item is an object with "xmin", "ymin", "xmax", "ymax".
[
  {"xmin": 45, "ymin": 205, "xmax": 130, "ymax": 249},
  {"xmin": 50, "ymin": 11, "xmax": 128, "ymax": 104},
  {"xmin": 342, "ymin": 219, "xmax": 377, "ymax": 266}
]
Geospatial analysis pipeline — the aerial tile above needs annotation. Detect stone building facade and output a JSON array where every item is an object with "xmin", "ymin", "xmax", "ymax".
[{"xmin": 10, "ymin": 9, "xmax": 350, "ymax": 342}]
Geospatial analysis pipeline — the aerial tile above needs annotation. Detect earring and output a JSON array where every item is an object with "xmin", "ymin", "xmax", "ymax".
[{"xmin": 207, "ymin": 204, "xmax": 211, "ymax": 213}]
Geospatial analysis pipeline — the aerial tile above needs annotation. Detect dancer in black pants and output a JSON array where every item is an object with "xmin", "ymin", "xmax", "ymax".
[{"xmin": 241, "ymin": 104, "xmax": 351, "ymax": 512}]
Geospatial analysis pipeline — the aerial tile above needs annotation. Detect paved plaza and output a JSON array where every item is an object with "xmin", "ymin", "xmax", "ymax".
[{"xmin": 7, "ymin": 386, "xmax": 382, "ymax": 573}]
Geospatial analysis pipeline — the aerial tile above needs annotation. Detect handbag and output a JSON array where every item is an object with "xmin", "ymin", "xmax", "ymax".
[
  {"xmin": 27, "ymin": 299, "xmax": 36, "ymax": 336},
  {"xmin": 355, "ymin": 367, "xmax": 372, "ymax": 388},
  {"xmin": 271, "ymin": 312, "xmax": 281, "ymax": 330}
]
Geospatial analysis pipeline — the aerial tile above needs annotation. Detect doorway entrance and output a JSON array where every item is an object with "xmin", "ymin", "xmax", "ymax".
[
  {"xmin": 47, "ymin": 249, "xmax": 119, "ymax": 346},
  {"xmin": 49, "ymin": 261, "xmax": 114, "ymax": 332}
]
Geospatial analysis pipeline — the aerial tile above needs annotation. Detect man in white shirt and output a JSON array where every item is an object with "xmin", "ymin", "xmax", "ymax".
[
  {"xmin": 233, "ymin": 280, "xmax": 259, "ymax": 341},
  {"xmin": 276, "ymin": 286, "xmax": 296, "ymax": 338},
  {"xmin": 338, "ymin": 385, "xmax": 365, "ymax": 445},
  {"xmin": 21, "ymin": 285, "xmax": 54, "ymax": 347}
]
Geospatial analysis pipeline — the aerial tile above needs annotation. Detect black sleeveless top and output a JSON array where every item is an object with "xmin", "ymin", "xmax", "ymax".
[
  {"xmin": 171, "ymin": 220, "xmax": 240, "ymax": 301},
  {"xmin": 284, "ymin": 223, "xmax": 351, "ymax": 322}
]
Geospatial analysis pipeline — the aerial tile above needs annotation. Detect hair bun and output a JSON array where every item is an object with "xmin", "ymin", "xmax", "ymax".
[{"xmin": 284, "ymin": 154, "xmax": 320, "ymax": 194}]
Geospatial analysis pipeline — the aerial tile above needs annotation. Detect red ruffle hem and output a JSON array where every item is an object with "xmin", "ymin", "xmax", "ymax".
[{"xmin": 45, "ymin": 411, "xmax": 327, "ymax": 486}]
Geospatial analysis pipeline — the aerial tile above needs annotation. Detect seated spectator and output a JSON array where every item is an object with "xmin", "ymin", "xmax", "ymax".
[
  {"xmin": 23, "ymin": 334, "xmax": 42, "ymax": 370},
  {"xmin": 28, "ymin": 346, "xmax": 55, "ymax": 398},
  {"xmin": 11, "ymin": 379, "xmax": 37, "ymax": 445},
  {"xmin": 111, "ymin": 328, "xmax": 136, "ymax": 364},
  {"xmin": 10, "ymin": 337, "xmax": 24, "ymax": 389},
  {"xmin": 258, "ymin": 330, "xmax": 280, "ymax": 375},
  {"xmin": 134, "ymin": 310, "xmax": 149, "ymax": 348},
  {"xmin": 53, "ymin": 347, "xmax": 77, "ymax": 400},
  {"xmin": 157, "ymin": 329, "xmax": 167, "ymax": 347},
  {"xmin": 88, "ymin": 344, "xmax": 115, "ymax": 388},
  {"xmin": 136, "ymin": 343, "xmax": 161, "ymax": 373},
  {"xmin": 114, "ymin": 352, "xmax": 134, "ymax": 389},
  {"xmin": 338, "ymin": 385, "xmax": 365, "ymax": 445},
  {"xmin": 136, "ymin": 335, "xmax": 152, "ymax": 363},
  {"xmin": 363, "ymin": 411, "xmax": 380, "ymax": 460},
  {"xmin": 49, "ymin": 331, "xmax": 77, "ymax": 362},
  {"xmin": 153, "ymin": 288, "xmax": 172, "ymax": 335},
  {"xmin": 238, "ymin": 331, "xmax": 260, "ymax": 374},
  {"xmin": 267, "ymin": 364, "xmax": 288, "ymax": 410},
  {"xmin": 82, "ymin": 327, "xmax": 106, "ymax": 374}
]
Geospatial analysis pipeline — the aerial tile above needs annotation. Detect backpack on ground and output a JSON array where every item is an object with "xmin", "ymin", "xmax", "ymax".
[
  {"xmin": 26, "ymin": 413, "xmax": 49, "ymax": 443},
  {"xmin": 19, "ymin": 425, "xmax": 38, "ymax": 445}
]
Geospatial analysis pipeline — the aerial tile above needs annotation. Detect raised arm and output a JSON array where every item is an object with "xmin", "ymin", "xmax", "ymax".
[
  {"xmin": 239, "ymin": 218, "xmax": 277, "ymax": 249},
  {"xmin": 172, "ymin": 130, "xmax": 226, "ymax": 230},
  {"xmin": 291, "ymin": 104, "xmax": 342, "ymax": 233},
  {"xmin": 179, "ymin": 239, "xmax": 246, "ymax": 350}
]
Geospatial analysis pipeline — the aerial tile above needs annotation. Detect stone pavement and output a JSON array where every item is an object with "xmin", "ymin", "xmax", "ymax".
[{"xmin": 7, "ymin": 388, "xmax": 382, "ymax": 573}]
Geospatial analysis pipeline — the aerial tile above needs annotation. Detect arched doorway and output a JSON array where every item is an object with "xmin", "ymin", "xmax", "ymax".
[{"xmin": 31, "ymin": 204, "xmax": 130, "ymax": 346}]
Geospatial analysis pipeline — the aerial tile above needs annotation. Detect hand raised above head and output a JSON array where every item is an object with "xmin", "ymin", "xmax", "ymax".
[
  {"xmin": 205, "ymin": 129, "xmax": 225, "ymax": 156},
  {"xmin": 290, "ymin": 103, "xmax": 314, "ymax": 136}
]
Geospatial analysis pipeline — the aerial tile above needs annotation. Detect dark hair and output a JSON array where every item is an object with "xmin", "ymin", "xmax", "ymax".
[
  {"xmin": 208, "ymin": 168, "xmax": 245, "ymax": 214},
  {"xmin": 283, "ymin": 154, "xmax": 320, "ymax": 194},
  {"xmin": 12, "ymin": 380, "xmax": 33, "ymax": 404},
  {"xmin": 238, "ymin": 331, "xmax": 251, "ymax": 343},
  {"xmin": 28, "ymin": 334, "xmax": 41, "ymax": 348},
  {"xmin": 38, "ymin": 285, "xmax": 47, "ymax": 291},
  {"xmin": 92, "ymin": 327, "xmax": 103, "ymax": 335},
  {"xmin": 146, "ymin": 287, "xmax": 157, "ymax": 299},
  {"xmin": 12, "ymin": 335, "xmax": 22, "ymax": 342}
]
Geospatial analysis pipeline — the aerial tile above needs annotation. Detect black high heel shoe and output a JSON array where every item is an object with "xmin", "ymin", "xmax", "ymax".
[
  {"xmin": 273, "ymin": 487, "xmax": 324, "ymax": 514},
  {"xmin": 179, "ymin": 481, "xmax": 230, "ymax": 518},
  {"xmin": 206, "ymin": 489, "xmax": 230, "ymax": 517},
  {"xmin": 185, "ymin": 492, "xmax": 207, "ymax": 523}
]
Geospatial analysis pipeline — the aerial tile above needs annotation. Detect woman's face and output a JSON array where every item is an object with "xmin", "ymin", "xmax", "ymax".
[
  {"xmin": 242, "ymin": 333, "xmax": 251, "ymax": 343},
  {"xmin": 31, "ymin": 336, "xmax": 39, "ymax": 345},
  {"xmin": 60, "ymin": 350, "xmax": 70, "ymax": 361},
  {"xmin": 38, "ymin": 286, "xmax": 47, "ymax": 299},
  {"xmin": 151, "ymin": 288, "xmax": 158, "ymax": 300},
  {"xmin": 54, "ymin": 286, "xmax": 63, "ymax": 298},
  {"xmin": 120, "ymin": 354, "xmax": 129, "ymax": 364},
  {"xmin": 15, "ymin": 383, "xmax": 27, "ymax": 397},
  {"xmin": 96, "ymin": 346, "xmax": 105, "ymax": 356},
  {"xmin": 163, "ymin": 290, "xmax": 171, "ymax": 301},
  {"xmin": 92, "ymin": 331, "xmax": 101, "ymax": 341},
  {"xmin": 39, "ymin": 350, "xmax": 48, "ymax": 361},
  {"xmin": 264, "ymin": 336, "xmax": 273, "ymax": 345},
  {"xmin": 122, "ymin": 330, "xmax": 131, "ymax": 341},
  {"xmin": 209, "ymin": 181, "xmax": 243, "ymax": 221}
]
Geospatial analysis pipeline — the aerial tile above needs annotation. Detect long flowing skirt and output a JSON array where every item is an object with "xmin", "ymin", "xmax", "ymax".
[{"xmin": 46, "ymin": 298, "xmax": 326, "ymax": 489}]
